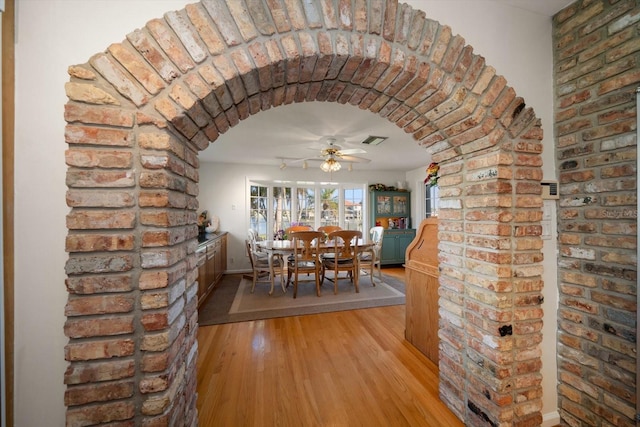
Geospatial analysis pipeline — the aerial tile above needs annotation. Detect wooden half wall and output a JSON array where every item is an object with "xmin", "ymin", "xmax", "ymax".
[{"xmin": 405, "ymin": 218, "xmax": 440, "ymax": 364}]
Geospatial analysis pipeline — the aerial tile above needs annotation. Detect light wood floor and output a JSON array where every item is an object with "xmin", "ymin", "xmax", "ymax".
[{"xmin": 196, "ymin": 268, "xmax": 463, "ymax": 427}]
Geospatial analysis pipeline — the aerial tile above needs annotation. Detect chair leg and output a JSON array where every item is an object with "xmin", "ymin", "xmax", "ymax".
[
  {"xmin": 293, "ymin": 272, "xmax": 298, "ymax": 298},
  {"xmin": 251, "ymin": 272, "xmax": 257, "ymax": 293},
  {"xmin": 268, "ymin": 268, "xmax": 275, "ymax": 296},
  {"xmin": 279, "ymin": 264, "xmax": 286, "ymax": 293},
  {"xmin": 370, "ymin": 263, "xmax": 376, "ymax": 286},
  {"xmin": 353, "ymin": 265, "xmax": 359, "ymax": 293}
]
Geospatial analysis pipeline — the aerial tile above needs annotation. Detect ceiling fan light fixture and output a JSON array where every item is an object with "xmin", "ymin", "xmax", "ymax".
[
  {"xmin": 320, "ymin": 158, "xmax": 341, "ymax": 172},
  {"xmin": 361, "ymin": 135, "xmax": 388, "ymax": 145},
  {"xmin": 279, "ymin": 159, "xmax": 287, "ymax": 170}
]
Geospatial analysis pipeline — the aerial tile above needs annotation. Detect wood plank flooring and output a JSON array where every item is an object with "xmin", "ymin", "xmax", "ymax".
[{"xmin": 196, "ymin": 268, "xmax": 463, "ymax": 427}]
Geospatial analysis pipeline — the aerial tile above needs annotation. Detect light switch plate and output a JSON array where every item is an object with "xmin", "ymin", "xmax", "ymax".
[{"xmin": 541, "ymin": 180, "xmax": 559, "ymax": 199}]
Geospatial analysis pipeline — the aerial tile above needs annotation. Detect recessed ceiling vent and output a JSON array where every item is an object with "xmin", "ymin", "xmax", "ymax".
[
  {"xmin": 541, "ymin": 180, "xmax": 559, "ymax": 199},
  {"xmin": 361, "ymin": 135, "xmax": 388, "ymax": 146}
]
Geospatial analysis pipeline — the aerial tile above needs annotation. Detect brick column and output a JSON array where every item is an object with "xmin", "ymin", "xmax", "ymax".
[
  {"xmin": 438, "ymin": 124, "xmax": 545, "ymax": 426},
  {"xmin": 553, "ymin": 1, "xmax": 639, "ymax": 425}
]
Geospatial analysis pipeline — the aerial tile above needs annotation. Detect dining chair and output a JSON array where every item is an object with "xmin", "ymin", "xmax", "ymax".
[
  {"xmin": 285, "ymin": 225, "xmax": 313, "ymax": 239},
  {"xmin": 317, "ymin": 226, "xmax": 343, "ymax": 262},
  {"xmin": 247, "ymin": 228, "xmax": 272, "ymax": 263},
  {"xmin": 317, "ymin": 225, "xmax": 341, "ymax": 235},
  {"xmin": 287, "ymin": 230, "xmax": 324, "ymax": 298},
  {"xmin": 321, "ymin": 230, "xmax": 362, "ymax": 295},
  {"xmin": 246, "ymin": 239, "xmax": 284, "ymax": 295},
  {"xmin": 359, "ymin": 226, "xmax": 384, "ymax": 285}
]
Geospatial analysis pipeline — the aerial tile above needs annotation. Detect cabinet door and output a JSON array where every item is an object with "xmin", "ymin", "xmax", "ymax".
[
  {"xmin": 381, "ymin": 234, "xmax": 398, "ymax": 264},
  {"xmin": 206, "ymin": 244, "xmax": 216, "ymax": 291},
  {"xmin": 197, "ymin": 251, "xmax": 207, "ymax": 303},
  {"xmin": 214, "ymin": 240, "xmax": 224, "ymax": 283},
  {"xmin": 376, "ymin": 195, "xmax": 391, "ymax": 214},
  {"xmin": 392, "ymin": 195, "xmax": 408, "ymax": 215},
  {"xmin": 380, "ymin": 230, "xmax": 416, "ymax": 264},
  {"xmin": 397, "ymin": 232, "xmax": 415, "ymax": 261}
]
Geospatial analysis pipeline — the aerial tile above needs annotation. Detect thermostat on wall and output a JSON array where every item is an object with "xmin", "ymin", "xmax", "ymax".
[{"xmin": 541, "ymin": 180, "xmax": 559, "ymax": 200}]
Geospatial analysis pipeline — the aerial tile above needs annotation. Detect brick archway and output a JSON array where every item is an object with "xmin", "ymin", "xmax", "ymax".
[{"xmin": 63, "ymin": 1, "xmax": 544, "ymax": 425}]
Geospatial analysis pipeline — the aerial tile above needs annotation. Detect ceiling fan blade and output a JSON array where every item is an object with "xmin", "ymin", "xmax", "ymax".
[
  {"xmin": 285, "ymin": 155, "xmax": 322, "ymax": 164},
  {"xmin": 339, "ymin": 154, "xmax": 371, "ymax": 163},
  {"xmin": 338, "ymin": 148, "xmax": 367, "ymax": 155}
]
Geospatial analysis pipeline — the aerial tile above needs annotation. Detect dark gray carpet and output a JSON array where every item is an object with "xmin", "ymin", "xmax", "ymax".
[{"xmin": 198, "ymin": 272, "xmax": 406, "ymax": 326}]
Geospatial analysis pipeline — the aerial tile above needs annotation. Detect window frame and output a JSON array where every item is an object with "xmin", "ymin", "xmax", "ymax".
[
  {"xmin": 248, "ymin": 179, "xmax": 367, "ymax": 238},
  {"xmin": 424, "ymin": 183, "xmax": 439, "ymax": 218}
]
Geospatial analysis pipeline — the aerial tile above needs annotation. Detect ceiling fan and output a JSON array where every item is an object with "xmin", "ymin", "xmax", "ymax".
[{"xmin": 282, "ymin": 137, "xmax": 371, "ymax": 172}]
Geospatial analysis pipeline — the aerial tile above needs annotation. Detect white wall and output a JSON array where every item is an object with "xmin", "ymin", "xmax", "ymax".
[
  {"xmin": 14, "ymin": 1, "xmax": 193, "ymax": 425},
  {"xmin": 14, "ymin": 1, "xmax": 558, "ymax": 425}
]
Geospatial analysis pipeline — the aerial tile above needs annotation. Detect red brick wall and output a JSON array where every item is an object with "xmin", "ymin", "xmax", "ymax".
[
  {"xmin": 553, "ymin": 1, "xmax": 639, "ymax": 426},
  {"xmin": 63, "ymin": 0, "xmax": 545, "ymax": 425}
]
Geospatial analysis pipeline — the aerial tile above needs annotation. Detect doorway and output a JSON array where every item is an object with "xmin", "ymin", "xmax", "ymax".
[{"xmin": 62, "ymin": 1, "xmax": 545, "ymax": 425}]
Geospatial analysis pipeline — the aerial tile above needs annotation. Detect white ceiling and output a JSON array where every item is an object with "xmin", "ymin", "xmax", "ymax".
[
  {"xmin": 502, "ymin": 0, "xmax": 574, "ymax": 17},
  {"xmin": 199, "ymin": 0, "xmax": 573, "ymax": 172},
  {"xmin": 201, "ymin": 102, "xmax": 433, "ymax": 171}
]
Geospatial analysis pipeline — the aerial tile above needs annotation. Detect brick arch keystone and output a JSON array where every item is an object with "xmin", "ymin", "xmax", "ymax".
[{"xmin": 63, "ymin": 0, "xmax": 545, "ymax": 425}]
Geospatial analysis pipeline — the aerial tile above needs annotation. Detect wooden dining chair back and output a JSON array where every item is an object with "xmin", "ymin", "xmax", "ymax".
[
  {"xmin": 285, "ymin": 225, "xmax": 313, "ymax": 239},
  {"xmin": 317, "ymin": 226, "xmax": 343, "ymax": 259},
  {"xmin": 359, "ymin": 226, "xmax": 384, "ymax": 285},
  {"xmin": 317, "ymin": 225, "xmax": 341, "ymax": 235},
  {"xmin": 287, "ymin": 231, "xmax": 324, "ymax": 298},
  {"xmin": 246, "ymin": 239, "xmax": 284, "ymax": 295},
  {"xmin": 322, "ymin": 230, "xmax": 362, "ymax": 295}
]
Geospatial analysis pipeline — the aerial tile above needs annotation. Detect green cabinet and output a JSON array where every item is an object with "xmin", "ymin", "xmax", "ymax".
[
  {"xmin": 369, "ymin": 190, "xmax": 414, "ymax": 265},
  {"xmin": 381, "ymin": 229, "xmax": 416, "ymax": 265}
]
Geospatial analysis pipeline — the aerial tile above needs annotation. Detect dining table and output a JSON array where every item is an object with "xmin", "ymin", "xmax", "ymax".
[{"xmin": 256, "ymin": 238, "xmax": 374, "ymax": 287}]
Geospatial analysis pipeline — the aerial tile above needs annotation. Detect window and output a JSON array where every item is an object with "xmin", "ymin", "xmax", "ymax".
[
  {"xmin": 249, "ymin": 181, "xmax": 366, "ymax": 237},
  {"xmin": 343, "ymin": 187, "xmax": 363, "ymax": 230},
  {"xmin": 295, "ymin": 186, "xmax": 315, "ymax": 228},
  {"xmin": 425, "ymin": 184, "xmax": 439, "ymax": 218},
  {"xmin": 272, "ymin": 185, "xmax": 292, "ymax": 237},
  {"xmin": 320, "ymin": 187, "xmax": 338, "ymax": 227},
  {"xmin": 249, "ymin": 185, "xmax": 268, "ymax": 239}
]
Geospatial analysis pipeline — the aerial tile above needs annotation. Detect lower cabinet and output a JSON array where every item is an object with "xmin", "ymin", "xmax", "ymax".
[
  {"xmin": 197, "ymin": 232, "xmax": 227, "ymax": 306},
  {"xmin": 380, "ymin": 229, "xmax": 416, "ymax": 265},
  {"xmin": 197, "ymin": 248, "xmax": 207, "ymax": 300}
]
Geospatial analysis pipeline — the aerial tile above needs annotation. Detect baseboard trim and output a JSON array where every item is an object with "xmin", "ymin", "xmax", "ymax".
[{"xmin": 542, "ymin": 410, "xmax": 560, "ymax": 427}]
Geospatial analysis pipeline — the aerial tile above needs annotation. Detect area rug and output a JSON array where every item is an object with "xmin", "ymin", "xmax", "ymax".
[{"xmin": 198, "ymin": 272, "xmax": 405, "ymax": 326}]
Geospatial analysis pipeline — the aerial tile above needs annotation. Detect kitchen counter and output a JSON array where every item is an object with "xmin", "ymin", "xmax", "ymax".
[{"xmin": 197, "ymin": 231, "xmax": 227, "ymax": 246}]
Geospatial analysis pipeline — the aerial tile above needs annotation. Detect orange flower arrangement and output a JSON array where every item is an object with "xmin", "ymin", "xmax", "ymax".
[{"xmin": 424, "ymin": 162, "xmax": 439, "ymax": 187}]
